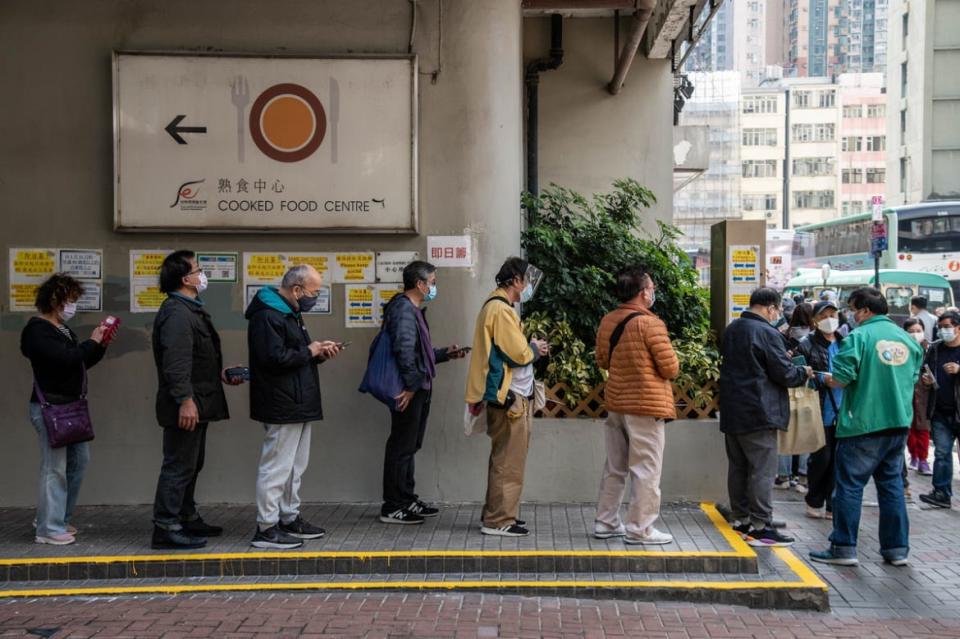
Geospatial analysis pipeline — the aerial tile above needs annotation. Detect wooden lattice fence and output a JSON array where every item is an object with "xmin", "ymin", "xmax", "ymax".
[{"xmin": 536, "ymin": 380, "xmax": 719, "ymax": 420}]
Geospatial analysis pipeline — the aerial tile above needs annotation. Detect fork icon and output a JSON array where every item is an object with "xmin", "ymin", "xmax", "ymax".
[{"xmin": 230, "ymin": 75, "xmax": 249, "ymax": 163}]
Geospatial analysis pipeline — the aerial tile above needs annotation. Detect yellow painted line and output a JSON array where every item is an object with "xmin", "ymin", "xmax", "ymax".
[
  {"xmin": 0, "ymin": 503, "xmax": 754, "ymax": 567},
  {"xmin": 771, "ymin": 547, "xmax": 828, "ymax": 591}
]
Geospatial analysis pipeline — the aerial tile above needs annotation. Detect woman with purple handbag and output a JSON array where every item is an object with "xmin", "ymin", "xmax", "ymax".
[{"xmin": 20, "ymin": 274, "xmax": 114, "ymax": 545}]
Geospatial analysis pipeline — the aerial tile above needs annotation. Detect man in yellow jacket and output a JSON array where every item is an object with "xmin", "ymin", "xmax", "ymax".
[
  {"xmin": 594, "ymin": 266, "xmax": 679, "ymax": 545},
  {"xmin": 465, "ymin": 257, "xmax": 549, "ymax": 537}
]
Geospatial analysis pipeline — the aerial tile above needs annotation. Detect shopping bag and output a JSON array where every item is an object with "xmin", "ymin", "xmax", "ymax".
[
  {"xmin": 464, "ymin": 402, "xmax": 486, "ymax": 436},
  {"xmin": 778, "ymin": 386, "xmax": 826, "ymax": 455},
  {"xmin": 358, "ymin": 329, "xmax": 405, "ymax": 410}
]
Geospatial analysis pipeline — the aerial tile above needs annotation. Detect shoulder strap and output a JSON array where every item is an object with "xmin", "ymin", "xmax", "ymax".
[
  {"xmin": 609, "ymin": 312, "xmax": 645, "ymax": 358},
  {"xmin": 483, "ymin": 296, "xmax": 511, "ymax": 308},
  {"xmin": 33, "ymin": 365, "xmax": 87, "ymax": 405}
]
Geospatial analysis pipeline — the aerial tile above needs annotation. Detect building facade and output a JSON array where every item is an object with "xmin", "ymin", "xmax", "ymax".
[{"xmin": 837, "ymin": 73, "xmax": 887, "ymax": 216}]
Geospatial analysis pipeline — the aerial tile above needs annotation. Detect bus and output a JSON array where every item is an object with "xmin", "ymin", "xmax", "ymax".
[
  {"xmin": 782, "ymin": 269, "xmax": 955, "ymax": 323},
  {"xmin": 793, "ymin": 201, "xmax": 960, "ymax": 300}
]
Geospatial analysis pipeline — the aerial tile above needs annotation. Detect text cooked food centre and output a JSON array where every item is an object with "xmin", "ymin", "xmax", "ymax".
[{"xmin": 0, "ymin": 0, "xmax": 726, "ymax": 507}]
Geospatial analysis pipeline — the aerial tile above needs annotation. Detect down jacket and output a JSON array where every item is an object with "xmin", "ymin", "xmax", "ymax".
[
  {"xmin": 382, "ymin": 294, "xmax": 450, "ymax": 392},
  {"xmin": 595, "ymin": 303, "xmax": 680, "ymax": 419}
]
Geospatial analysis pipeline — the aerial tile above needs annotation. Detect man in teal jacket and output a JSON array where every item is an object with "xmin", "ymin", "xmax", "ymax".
[{"xmin": 810, "ymin": 287, "xmax": 923, "ymax": 567}]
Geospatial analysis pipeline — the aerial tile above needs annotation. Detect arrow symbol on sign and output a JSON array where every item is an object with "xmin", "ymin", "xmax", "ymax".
[{"xmin": 165, "ymin": 115, "xmax": 207, "ymax": 145}]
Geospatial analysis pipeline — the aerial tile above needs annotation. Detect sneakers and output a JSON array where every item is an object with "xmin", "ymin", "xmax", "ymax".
[
  {"xmin": 181, "ymin": 518, "xmax": 223, "ymax": 537},
  {"xmin": 251, "ymin": 524, "xmax": 304, "ymax": 549},
  {"xmin": 593, "ymin": 523, "xmax": 626, "ymax": 539},
  {"xmin": 908, "ymin": 457, "xmax": 919, "ymax": 471},
  {"xmin": 35, "ymin": 532, "xmax": 75, "ymax": 546},
  {"xmin": 805, "ymin": 505, "xmax": 829, "ymax": 519},
  {"xmin": 809, "ymin": 548, "xmax": 858, "ymax": 566},
  {"xmin": 33, "ymin": 520, "xmax": 77, "ymax": 535},
  {"xmin": 885, "ymin": 556, "xmax": 909, "ymax": 567},
  {"xmin": 774, "ymin": 476, "xmax": 791, "ymax": 489},
  {"xmin": 151, "ymin": 526, "xmax": 207, "ymax": 550},
  {"xmin": 917, "ymin": 460, "xmax": 933, "ymax": 476},
  {"xmin": 746, "ymin": 527, "xmax": 795, "ymax": 547},
  {"xmin": 624, "ymin": 527, "xmax": 673, "ymax": 545},
  {"xmin": 380, "ymin": 508, "xmax": 425, "ymax": 525},
  {"xmin": 279, "ymin": 516, "xmax": 326, "ymax": 539},
  {"xmin": 732, "ymin": 522, "xmax": 752, "ymax": 540},
  {"xmin": 480, "ymin": 523, "xmax": 529, "ymax": 537},
  {"xmin": 919, "ymin": 489, "xmax": 951, "ymax": 509},
  {"xmin": 407, "ymin": 500, "xmax": 440, "ymax": 518},
  {"xmin": 794, "ymin": 483, "xmax": 808, "ymax": 495}
]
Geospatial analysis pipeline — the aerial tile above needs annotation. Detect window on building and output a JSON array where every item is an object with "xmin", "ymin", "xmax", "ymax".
[
  {"xmin": 815, "ymin": 123, "xmax": 835, "ymax": 141},
  {"xmin": 842, "ymin": 136, "xmax": 863, "ymax": 152},
  {"xmin": 742, "ymin": 128, "xmax": 778, "ymax": 146},
  {"xmin": 742, "ymin": 95, "xmax": 778, "ymax": 114},
  {"xmin": 900, "ymin": 157, "xmax": 907, "ymax": 194},
  {"xmin": 842, "ymin": 201, "xmax": 866, "ymax": 216},
  {"xmin": 818, "ymin": 90, "xmax": 836, "ymax": 108},
  {"xmin": 900, "ymin": 109, "xmax": 907, "ymax": 144},
  {"xmin": 901, "ymin": 62, "xmax": 908, "ymax": 95},
  {"xmin": 743, "ymin": 194, "xmax": 778, "ymax": 211},
  {"xmin": 866, "ymin": 168, "xmax": 886, "ymax": 183},
  {"xmin": 867, "ymin": 104, "xmax": 885, "ymax": 118},
  {"xmin": 793, "ymin": 157, "xmax": 835, "ymax": 177},
  {"xmin": 902, "ymin": 12, "xmax": 908, "ymax": 50},
  {"xmin": 843, "ymin": 105, "xmax": 862, "ymax": 118},
  {"xmin": 793, "ymin": 91, "xmax": 811, "ymax": 108},
  {"xmin": 866, "ymin": 136, "xmax": 886, "ymax": 151},
  {"xmin": 793, "ymin": 190, "xmax": 835, "ymax": 209},
  {"xmin": 842, "ymin": 169, "xmax": 864, "ymax": 183},
  {"xmin": 743, "ymin": 160, "xmax": 778, "ymax": 178},
  {"xmin": 793, "ymin": 124, "xmax": 813, "ymax": 142}
]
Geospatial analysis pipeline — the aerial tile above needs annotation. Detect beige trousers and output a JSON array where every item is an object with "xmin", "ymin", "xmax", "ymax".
[
  {"xmin": 595, "ymin": 412, "xmax": 665, "ymax": 537},
  {"xmin": 482, "ymin": 397, "xmax": 531, "ymax": 528}
]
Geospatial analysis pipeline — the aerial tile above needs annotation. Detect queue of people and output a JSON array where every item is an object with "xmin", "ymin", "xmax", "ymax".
[{"xmin": 19, "ymin": 254, "xmax": 958, "ymax": 563}]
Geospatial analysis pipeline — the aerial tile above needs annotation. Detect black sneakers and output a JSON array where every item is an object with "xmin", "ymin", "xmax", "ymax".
[
  {"xmin": 279, "ymin": 516, "xmax": 326, "ymax": 539},
  {"xmin": 251, "ymin": 524, "xmax": 304, "ymax": 549},
  {"xmin": 151, "ymin": 526, "xmax": 207, "ymax": 550},
  {"xmin": 181, "ymin": 518, "xmax": 223, "ymax": 537},
  {"xmin": 746, "ymin": 527, "xmax": 795, "ymax": 547},
  {"xmin": 379, "ymin": 508, "xmax": 425, "ymax": 525},
  {"xmin": 408, "ymin": 500, "xmax": 440, "ymax": 517},
  {"xmin": 919, "ymin": 489, "xmax": 952, "ymax": 509},
  {"xmin": 480, "ymin": 523, "xmax": 530, "ymax": 537}
]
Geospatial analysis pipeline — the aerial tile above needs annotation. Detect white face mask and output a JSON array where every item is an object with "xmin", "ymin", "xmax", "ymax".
[
  {"xmin": 909, "ymin": 332, "xmax": 925, "ymax": 343},
  {"xmin": 188, "ymin": 271, "xmax": 208, "ymax": 294},
  {"xmin": 941, "ymin": 328, "xmax": 957, "ymax": 343},
  {"xmin": 59, "ymin": 302, "xmax": 78, "ymax": 322},
  {"xmin": 789, "ymin": 327, "xmax": 811, "ymax": 339},
  {"xmin": 817, "ymin": 317, "xmax": 839, "ymax": 334}
]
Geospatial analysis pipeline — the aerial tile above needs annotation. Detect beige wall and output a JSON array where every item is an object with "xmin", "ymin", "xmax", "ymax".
[{"xmin": 523, "ymin": 17, "xmax": 674, "ymax": 229}]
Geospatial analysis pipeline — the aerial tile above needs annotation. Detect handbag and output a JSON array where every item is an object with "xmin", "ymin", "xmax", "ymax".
[
  {"xmin": 778, "ymin": 385, "xmax": 826, "ymax": 455},
  {"xmin": 34, "ymin": 368, "xmax": 95, "ymax": 449},
  {"xmin": 358, "ymin": 326, "xmax": 405, "ymax": 409}
]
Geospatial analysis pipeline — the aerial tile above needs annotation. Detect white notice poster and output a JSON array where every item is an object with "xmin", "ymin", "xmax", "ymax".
[
  {"xmin": 8, "ymin": 248, "xmax": 58, "ymax": 312},
  {"xmin": 243, "ymin": 252, "xmax": 333, "ymax": 314},
  {"xmin": 376, "ymin": 251, "xmax": 419, "ymax": 283},
  {"xmin": 130, "ymin": 250, "xmax": 173, "ymax": 313}
]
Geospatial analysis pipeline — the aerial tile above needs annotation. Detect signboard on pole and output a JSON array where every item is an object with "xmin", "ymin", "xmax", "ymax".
[{"xmin": 113, "ymin": 52, "xmax": 418, "ymax": 232}]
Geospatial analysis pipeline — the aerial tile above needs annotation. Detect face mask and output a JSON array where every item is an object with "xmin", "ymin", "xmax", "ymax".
[
  {"xmin": 195, "ymin": 272, "xmax": 208, "ymax": 294},
  {"xmin": 298, "ymin": 291, "xmax": 319, "ymax": 313},
  {"xmin": 647, "ymin": 289, "xmax": 656, "ymax": 307},
  {"xmin": 789, "ymin": 327, "xmax": 811, "ymax": 339},
  {"xmin": 59, "ymin": 302, "xmax": 77, "ymax": 322},
  {"xmin": 520, "ymin": 282, "xmax": 534, "ymax": 303},
  {"xmin": 424, "ymin": 284, "xmax": 437, "ymax": 302},
  {"xmin": 941, "ymin": 328, "xmax": 957, "ymax": 342},
  {"xmin": 910, "ymin": 332, "xmax": 925, "ymax": 343},
  {"xmin": 771, "ymin": 315, "xmax": 786, "ymax": 328},
  {"xmin": 817, "ymin": 317, "xmax": 839, "ymax": 334}
]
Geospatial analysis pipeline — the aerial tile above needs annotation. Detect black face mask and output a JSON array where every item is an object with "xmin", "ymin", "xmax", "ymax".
[{"xmin": 298, "ymin": 293, "xmax": 319, "ymax": 313}]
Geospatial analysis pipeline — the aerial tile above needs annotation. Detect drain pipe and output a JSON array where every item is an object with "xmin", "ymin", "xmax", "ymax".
[
  {"xmin": 607, "ymin": 0, "xmax": 657, "ymax": 95},
  {"xmin": 525, "ymin": 13, "xmax": 563, "ymax": 209}
]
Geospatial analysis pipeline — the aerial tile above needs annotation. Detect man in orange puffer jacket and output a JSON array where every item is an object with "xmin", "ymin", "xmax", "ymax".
[{"xmin": 593, "ymin": 266, "xmax": 680, "ymax": 545}]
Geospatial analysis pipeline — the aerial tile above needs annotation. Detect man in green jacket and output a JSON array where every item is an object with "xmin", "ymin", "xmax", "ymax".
[{"xmin": 810, "ymin": 287, "xmax": 923, "ymax": 567}]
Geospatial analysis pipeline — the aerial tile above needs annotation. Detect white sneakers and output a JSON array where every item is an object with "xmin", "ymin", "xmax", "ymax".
[
  {"xmin": 35, "ymin": 532, "xmax": 76, "ymax": 546},
  {"xmin": 593, "ymin": 523, "xmax": 626, "ymax": 539},
  {"xmin": 624, "ymin": 527, "xmax": 674, "ymax": 545}
]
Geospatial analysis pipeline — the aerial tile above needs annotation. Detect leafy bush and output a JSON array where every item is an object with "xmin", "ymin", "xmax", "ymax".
[{"xmin": 520, "ymin": 179, "xmax": 719, "ymax": 409}]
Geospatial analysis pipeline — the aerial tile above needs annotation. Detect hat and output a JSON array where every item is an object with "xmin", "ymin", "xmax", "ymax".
[
  {"xmin": 813, "ymin": 300, "xmax": 838, "ymax": 317},
  {"xmin": 819, "ymin": 289, "xmax": 838, "ymax": 302}
]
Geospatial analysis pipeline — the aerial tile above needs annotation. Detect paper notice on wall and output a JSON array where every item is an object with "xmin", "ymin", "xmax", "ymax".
[
  {"xmin": 729, "ymin": 286, "xmax": 753, "ymax": 320},
  {"xmin": 8, "ymin": 248, "xmax": 58, "ymax": 311},
  {"xmin": 60, "ymin": 249, "xmax": 104, "ymax": 311},
  {"xmin": 376, "ymin": 251, "xmax": 418, "ymax": 283},
  {"xmin": 243, "ymin": 252, "xmax": 333, "ymax": 314},
  {"xmin": 374, "ymin": 284, "xmax": 404, "ymax": 320},
  {"xmin": 765, "ymin": 231, "xmax": 794, "ymax": 291},
  {"xmin": 197, "ymin": 252, "xmax": 238, "ymax": 282},
  {"xmin": 346, "ymin": 284, "xmax": 377, "ymax": 328},
  {"xmin": 729, "ymin": 245, "xmax": 760, "ymax": 284},
  {"xmin": 130, "ymin": 250, "xmax": 172, "ymax": 313},
  {"xmin": 333, "ymin": 252, "xmax": 375, "ymax": 283},
  {"xmin": 427, "ymin": 236, "xmax": 473, "ymax": 267}
]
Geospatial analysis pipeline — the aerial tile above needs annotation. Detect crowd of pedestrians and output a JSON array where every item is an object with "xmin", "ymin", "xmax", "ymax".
[{"xmin": 19, "ymin": 253, "xmax": 958, "ymax": 566}]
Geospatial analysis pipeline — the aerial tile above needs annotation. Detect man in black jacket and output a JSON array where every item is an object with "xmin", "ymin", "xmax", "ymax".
[
  {"xmin": 245, "ymin": 264, "xmax": 341, "ymax": 549},
  {"xmin": 719, "ymin": 287, "xmax": 812, "ymax": 547},
  {"xmin": 379, "ymin": 261, "xmax": 465, "ymax": 525},
  {"xmin": 152, "ymin": 250, "xmax": 243, "ymax": 550}
]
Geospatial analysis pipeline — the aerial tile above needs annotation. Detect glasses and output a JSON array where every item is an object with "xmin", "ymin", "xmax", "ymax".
[{"xmin": 299, "ymin": 286, "xmax": 320, "ymax": 298}]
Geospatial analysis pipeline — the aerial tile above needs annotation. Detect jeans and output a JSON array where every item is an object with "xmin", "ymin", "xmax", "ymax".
[
  {"xmin": 777, "ymin": 454, "xmax": 809, "ymax": 476},
  {"xmin": 153, "ymin": 423, "xmax": 208, "ymax": 530},
  {"xmin": 830, "ymin": 431, "xmax": 909, "ymax": 561},
  {"xmin": 725, "ymin": 429, "xmax": 778, "ymax": 529},
  {"xmin": 30, "ymin": 403, "xmax": 90, "ymax": 537},
  {"xmin": 382, "ymin": 389, "xmax": 431, "ymax": 513},
  {"xmin": 931, "ymin": 414, "xmax": 960, "ymax": 496},
  {"xmin": 256, "ymin": 422, "xmax": 312, "ymax": 529}
]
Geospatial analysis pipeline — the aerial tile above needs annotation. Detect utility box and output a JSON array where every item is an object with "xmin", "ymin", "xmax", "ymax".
[{"xmin": 710, "ymin": 220, "xmax": 767, "ymax": 339}]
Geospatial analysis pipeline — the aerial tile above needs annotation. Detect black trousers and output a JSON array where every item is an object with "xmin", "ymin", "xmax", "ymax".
[
  {"xmin": 804, "ymin": 427, "xmax": 836, "ymax": 510},
  {"xmin": 153, "ymin": 422, "xmax": 208, "ymax": 529},
  {"xmin": 382, "ymin": 389, "xmax": 431, "ymax": 514}
]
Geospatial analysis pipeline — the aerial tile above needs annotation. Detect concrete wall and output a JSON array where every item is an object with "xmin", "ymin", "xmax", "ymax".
[{"xmin": 0, "ymin": 0, "xmax": 704, "ymax": 510}]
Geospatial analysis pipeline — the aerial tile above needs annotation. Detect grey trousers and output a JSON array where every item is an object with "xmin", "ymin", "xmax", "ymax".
[
  {"xmin": 256, "ymin": 422, "xmax": 312, "ymax": 530},
  {"xmin": 724, "ymin": 429, "xmax": 779, "ymax": 529}
]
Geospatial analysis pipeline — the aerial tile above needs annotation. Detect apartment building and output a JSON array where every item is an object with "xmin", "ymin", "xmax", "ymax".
[
  {"xmin": 740, "ymin": 89, "xmax": 787, "ymax": 229},
  {"xmin": 837, "ymin": 73, "xmax": 887, "ymax": 216}
]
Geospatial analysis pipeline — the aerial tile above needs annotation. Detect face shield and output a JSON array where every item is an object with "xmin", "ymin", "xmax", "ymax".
[{"xmin": 525, "ymin": 264, "xmax": 545, "ymax": 298}]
